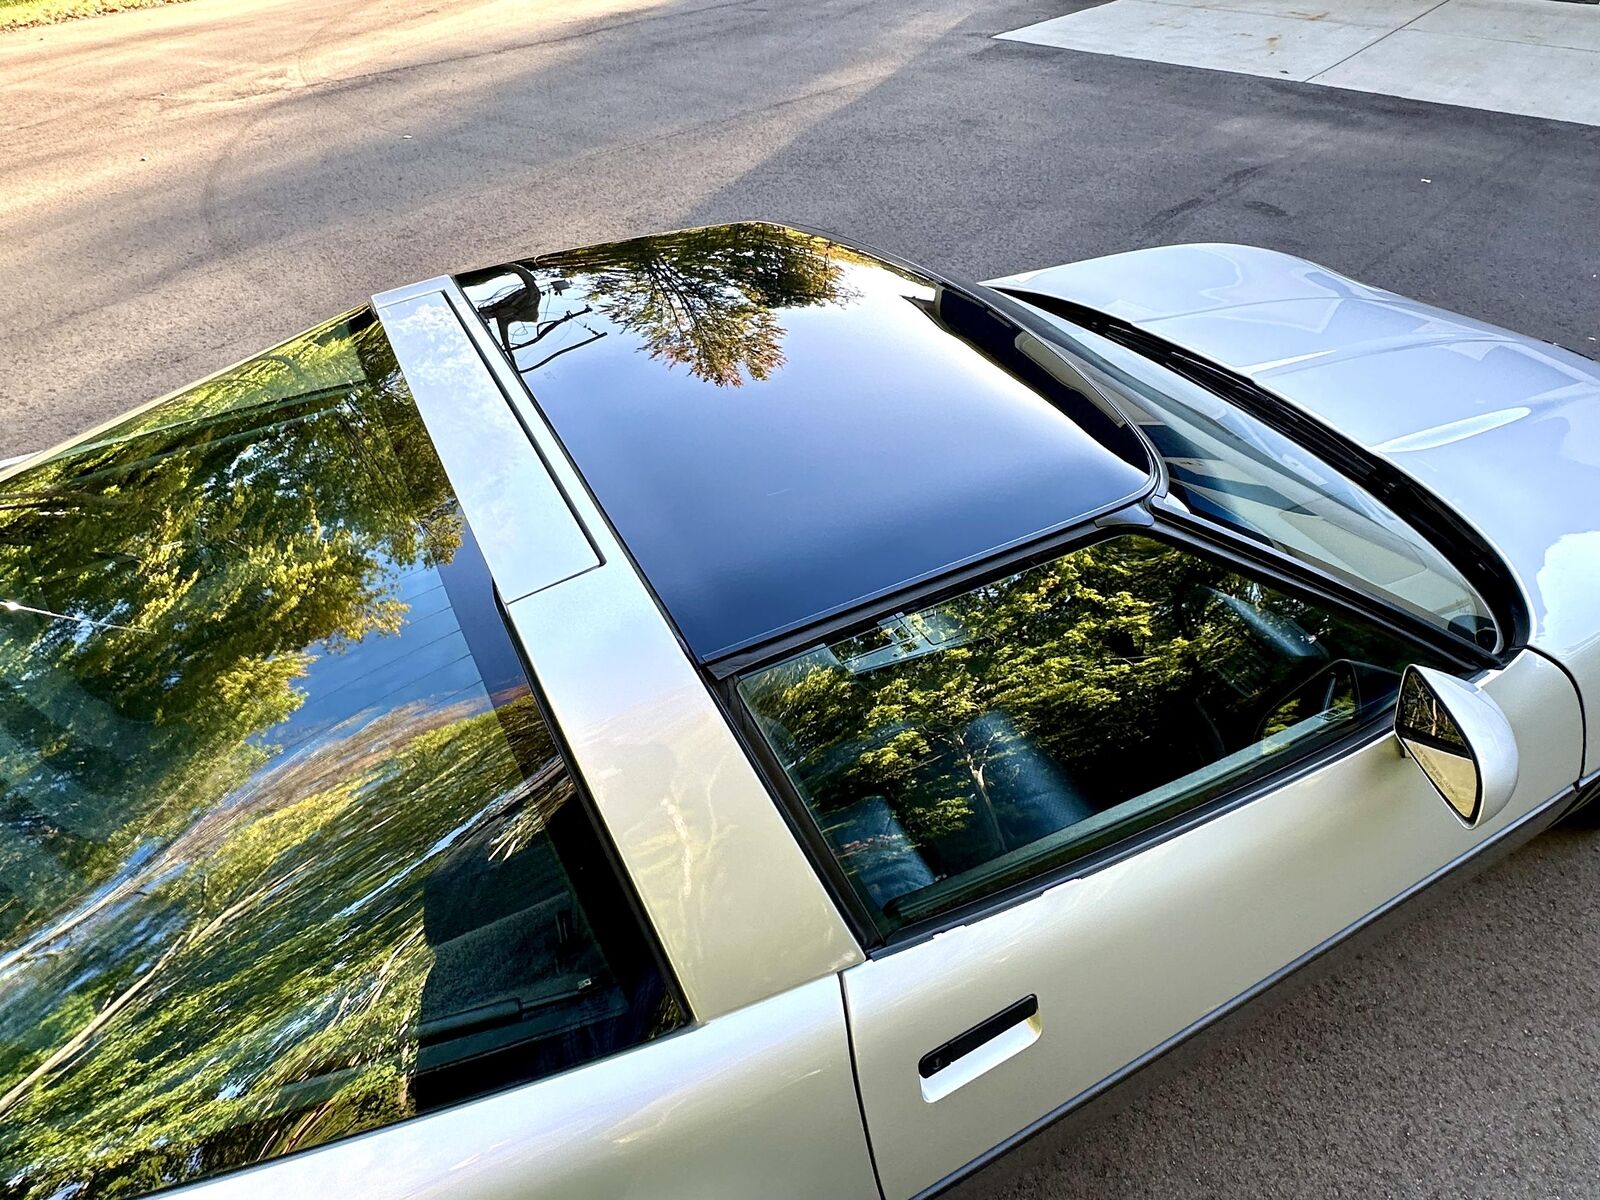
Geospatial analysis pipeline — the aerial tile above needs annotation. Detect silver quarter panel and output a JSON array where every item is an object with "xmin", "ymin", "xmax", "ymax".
[
  {"xmin": 374, "ymin": 281, "xmax": 862, "ymax": 1020},
  {"xmin": 990, "ymin": 244, "xmax": 1600, "ymax": 776},
  {"xmin": 847, "ymin": 650, "xmax": 1580, "ymax": 1200},
  {"xmin": 166, "ymin": 977, "xmax": 878, "ymax": 1200}
]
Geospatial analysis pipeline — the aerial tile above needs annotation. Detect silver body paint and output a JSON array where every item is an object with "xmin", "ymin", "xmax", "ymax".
[{"xmin": 93, "ymin": 243, "xmax": 1593, "ymax": 1200}]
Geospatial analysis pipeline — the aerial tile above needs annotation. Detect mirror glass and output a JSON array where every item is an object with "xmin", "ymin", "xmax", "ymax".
[{"xmin": 1396, "ymin": 667, "xmax": 1480, "ymax": 821}]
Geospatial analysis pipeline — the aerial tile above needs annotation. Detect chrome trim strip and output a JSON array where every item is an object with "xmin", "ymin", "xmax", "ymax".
[
  {"xmin": 387, "ymin": 276, "xmax": 864, "ymax": 1021},
  {"xmin": 374, "ymin": 287, "xmax": 601, "ymax": 603},
  {"xmin": 0, "ymin": 452, "xmax": 35, "ymax": 485},
  {"xmin": 372, "ymin": 275, "xmax": 462, "ymax": 309}
]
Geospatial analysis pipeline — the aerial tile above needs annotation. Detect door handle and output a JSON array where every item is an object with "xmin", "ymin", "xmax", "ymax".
[{"xmin": 918, "ymin": 995, "xmax": 1041, "ymax": 1103}]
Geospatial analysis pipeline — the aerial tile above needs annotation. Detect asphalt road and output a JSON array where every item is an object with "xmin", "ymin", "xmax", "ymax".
[{"xmin": 3, "ymin": 0, "xmax": 1599, "ymax": 1195}]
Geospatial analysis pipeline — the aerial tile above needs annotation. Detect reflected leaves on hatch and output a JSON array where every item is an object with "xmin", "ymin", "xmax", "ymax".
[
  {"xmin": 464, "ymin": 222, "xmax": 860, "ymax": 388},
  {"xmin": 0, "ymin": 313, "xmax": 676, "ymax": 1198}
]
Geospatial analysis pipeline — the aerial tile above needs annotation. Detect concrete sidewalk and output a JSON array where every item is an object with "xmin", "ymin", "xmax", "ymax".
[{"xmin": 1000, "ymin": 0, "xmax": 1600, "ymax": 125}]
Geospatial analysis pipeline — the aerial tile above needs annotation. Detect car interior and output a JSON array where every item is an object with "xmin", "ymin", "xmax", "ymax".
[{"xmin": 740, "ymin": 534, "xmax": 1435, "ymax": 934}]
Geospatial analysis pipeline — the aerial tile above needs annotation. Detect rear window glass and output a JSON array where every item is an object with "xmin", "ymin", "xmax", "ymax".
[{"xmin": 0, "ymin": 312, "xmax": 682, "ymax": 1198}]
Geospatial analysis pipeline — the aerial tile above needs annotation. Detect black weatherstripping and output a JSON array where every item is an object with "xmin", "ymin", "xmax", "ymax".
[
  {"xmin": 456, "ymin": 223, "xmax": 1154, "ymax": 662},
  {"xmin": 920, "ymin": 996, "xmax": 1040, "ymax": 1079}
]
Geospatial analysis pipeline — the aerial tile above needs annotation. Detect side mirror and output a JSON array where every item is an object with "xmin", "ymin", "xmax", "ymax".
[{"xmin": 1395, "ymin": 665, "xmax": 1518, "ymax": 828}]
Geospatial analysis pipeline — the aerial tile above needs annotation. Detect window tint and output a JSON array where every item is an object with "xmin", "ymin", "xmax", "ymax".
[
  {"xmin": 0, "ymin": 312, "xmax": 682, "ymax": 1198},
  {"xmin": 1019, "ymin": 319, "xmax": 1497, "ymax": 649},
  {"xmin": 459, "ymin": 226, "xmax": 1152, "ymax": 660},
  {"xmin": 738, "ymin": 534, "xmax": 1441, "ymax": 936}
]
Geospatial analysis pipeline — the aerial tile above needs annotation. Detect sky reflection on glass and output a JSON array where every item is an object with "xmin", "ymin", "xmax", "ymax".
[{"xmin": 0, "ymin": 313, "xmax": 677, "ymax": 1198}]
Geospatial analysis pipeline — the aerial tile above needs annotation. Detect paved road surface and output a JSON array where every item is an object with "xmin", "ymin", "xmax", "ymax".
[{"xmin": 2, "ymin": 1, "xmax": 1599, "ymax": 1195}]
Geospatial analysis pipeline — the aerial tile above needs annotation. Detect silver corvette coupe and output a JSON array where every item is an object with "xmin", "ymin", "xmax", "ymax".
[{"xmin": 1, "ymin": 223, "xmax": 1596, "ymax": 1200}]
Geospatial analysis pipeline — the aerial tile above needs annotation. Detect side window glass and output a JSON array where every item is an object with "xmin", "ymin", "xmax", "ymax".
[
  {"xmin": 0, "ymin": 312, "xmax": 683, "ymax": 1198},
  {"xmin": 739, "ymin": 534, "xmax": 1443, "ymax": 936}
]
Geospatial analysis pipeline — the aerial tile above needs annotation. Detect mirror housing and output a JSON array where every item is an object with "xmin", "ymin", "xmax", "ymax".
[{"xmin": 1395, "ymin": 665, "xmax": 1518, "ymax": 828}]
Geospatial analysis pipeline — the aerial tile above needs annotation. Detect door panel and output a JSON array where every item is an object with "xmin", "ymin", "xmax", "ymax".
[{"xmin": 846, "ymin": 650, "xmax": 1579, "ymax": 1200}]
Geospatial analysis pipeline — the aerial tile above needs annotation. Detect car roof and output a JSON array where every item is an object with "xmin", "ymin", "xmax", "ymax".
[{"xmin": 458, "ymin": 223, "xmax": 1153, "ymax": 661}]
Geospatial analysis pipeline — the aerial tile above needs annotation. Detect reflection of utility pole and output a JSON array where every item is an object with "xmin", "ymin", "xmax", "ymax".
[
  {"xmin": 521, "ymin": 323, "xmax": 606, "ymax": 374},
  {"xmin": 476, "ymin": 265, "xmax": 606, "ymax": 368}
]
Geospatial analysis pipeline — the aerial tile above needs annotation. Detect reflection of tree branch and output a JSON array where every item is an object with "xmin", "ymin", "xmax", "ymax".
[
  {"xmin": 644, "ymin": 259, "xmax": 705, "ymax": 361},
  {"xmin": 330, "ymin": 925, "xmax": 424, "ymax": 1029},
  {"xmin": 963, "ymin": 750, "xmax": 1004, "ymax": 854},
  {"xmin": 281, "ymin": 1095, "xmax": 342, "ymax": 1156},
  {"xmin": 542, "ymin": 225, "xmax": 854, "ymax": 389},
  {"xmin": 0, "ymin": 489, "xmax": 136, "ymax": 513},
  {"xmin": 0, "ymin": 861, "xmax": 310, "ymax": 1119}
]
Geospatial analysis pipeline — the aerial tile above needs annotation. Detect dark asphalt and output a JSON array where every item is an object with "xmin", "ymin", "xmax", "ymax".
[{"xmin": 3, "ymin": 0, "xmax": 1599, "ymax": 1195}]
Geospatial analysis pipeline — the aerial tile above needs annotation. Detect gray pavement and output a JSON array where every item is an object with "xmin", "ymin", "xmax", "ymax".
[{"xmin": 3, "ymin": 0, "xmax": 1600, "ymax": 1194}]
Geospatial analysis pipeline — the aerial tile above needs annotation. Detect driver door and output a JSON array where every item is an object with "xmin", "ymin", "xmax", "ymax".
[{"xmin": 735, "ymin": 533, "xmax": 1580, "ymax": 1200}]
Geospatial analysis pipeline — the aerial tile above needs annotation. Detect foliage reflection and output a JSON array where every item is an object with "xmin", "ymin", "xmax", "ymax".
[
  {"xmin": 465, "ymin": 222, "xmax": 859, "ymax": 387},
  {"xmin": 740, "ymin": 535, "xmax": 1435, "ymax": 932},
  {"xmin": 0, "ymin": 314, "xmax": 678, "ymax": 1197}
]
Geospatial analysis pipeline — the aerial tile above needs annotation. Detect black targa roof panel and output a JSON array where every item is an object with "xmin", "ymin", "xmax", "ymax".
[{"xmin": 459, "ymin": 223, "xmax": 1153, "ymax": 660}]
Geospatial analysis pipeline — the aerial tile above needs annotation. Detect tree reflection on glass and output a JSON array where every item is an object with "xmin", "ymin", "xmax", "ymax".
[
  {"xmin": 475, "ymin": 223, "xmax": 859, "ymax": 388},
  {"xmin": 0, "ymin": 315, "xmax": 677, "ymax": 1198},
  {"xmin": 0, "ymin": 313, "xmax": 450, "ymax": 934},
  {"xmin": 740, "ymin": 535, "xmax": 1430, "ymax": 931}
]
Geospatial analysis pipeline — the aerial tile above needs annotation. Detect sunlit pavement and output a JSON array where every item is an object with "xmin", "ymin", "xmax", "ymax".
[
  {"xmin": 2, "ymin": 1, "xmax": 1599, "ymax": 1195},
  {"xmin": 999, "ymin": 0, "xmax": 1600, "ymax": 126}
]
